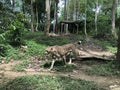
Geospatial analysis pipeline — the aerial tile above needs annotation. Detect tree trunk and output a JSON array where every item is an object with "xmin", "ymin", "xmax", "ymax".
[
  {"xmin": 73, "ymin": 0, "xmax": 77, "ymax": 21},
  {"xmin": 35, "ymin": 6, "xmax": 38, "ymax": 31},
  {"xmin": 22, "ymin": 0, "xmax": 25, "ymax": 14},
  {"xmin": 45, "ymin": 0, "xmax": 51, "ymax": 36},
  {"xmin": 111, "ymin": 0, "xmax": 118, "ymax": 37},
  {"xmin": 11, "ymin": 0, "xmax": 15, "ymax": 12},
  {"xmin": 64, "ymin": 0, "xmax": 67, "ymax": 21},
  {"xmin": 84, "ymin": 0, "xmax": 87, "ymax": 37},
  {"xmin": 117, "ymin": 33, "xmax": 120, "ymax": 61},
  {"xmin": 53, "ymin": 0, "xmax": 58, "ymax": 33},
  {"xmin": 117, "ymin": 19, "xmax": 120, "ymax": 64},
  {"xmin": 55, "ymin": 0, "xmax": 58, "ymax": 33},
  {"xmin": 77, "ymin": 0, "xmax": 80, "ymax": 20},
  {"xmin": 66, "ymin": 0, "xmax": 70, "ymax": 34},
  {"xmin": 95, "ymin": 0, "xmax": 98, "ymax": 35},
  {"xmin": 31, "ymin": 0, "xmax": 34, "ymax": 32},
  {"xmin": 64, "ymin": 0, "xmax": 68, "ymax": 34},
  {"xmin": 53, "ymin": 0, "xmax": 56, "ymax": 33},
  {"xmin": 67, "ymin": 0, "xmax": 70, "ymax": 20}
]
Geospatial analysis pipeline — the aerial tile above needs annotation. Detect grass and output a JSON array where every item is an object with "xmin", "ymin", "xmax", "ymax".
[
  {"xmin": 24, "ymin": 40, "xmax": 46, "ymax": 58},
  {"xmin": 54, "ymin": 64, "xmax": 77, "ymax": 72},
  {"xmin": 93, "ymin": 39, "xmax": 117, "ymax": 53},
  {"xmin": 12, "ymin": 60, "xmax": 30, "ymax": 72},
  {"xmin": 0, "ymin": 75, "xmax": 107, "ymax": 90},
  {"xmin": 106, "ymin": 46, "xmax": 117, "ymax": 53},
  {"xmin": 0, "ymin": 44, "xmax": 24, "ymax": 63},
  {"xmin": 0, "ymin": 40, "xmax": 47, "ymax": 63},
  {"xmin": 0, "ymin": 32, "xmax": 84, "ymax": 63},
  {"xmin": 84, "ymin": 61, "xmax": 120, "ymax": 76},
  {"xmin": 24, "ymin": 32, "xmax": 84, "ymax": 46}
]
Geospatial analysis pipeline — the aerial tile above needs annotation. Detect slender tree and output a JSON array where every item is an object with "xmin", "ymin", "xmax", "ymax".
[
  {"xmin": 22, "ymin": 0, "xmax": 25, "ymax": 14},
  {"xmin": 111, "ymin": 0, "xmax": 118, "ymax": 37},
  {"xmin": 11, "ymin": 0, "xmax": 15, "ymax": 12},
  {"xmin": 67, "ymin": 0, "xmax": 70, "ymax": 20},
  {"xmin": 95, "ymin": 0, "xmax": 98, "ymax": 35},
  {"xmin": 64, "ymin": 0, "xmax": 67, "ymax": 21},
  {"xmin": 66, "ymin": 0, "xmax": 70, "ymax": 33},
  {"xmin": 45, "ymin": 0, "xmax": 51, "ymax": 36},
  {"xmin": 35, "ymin": 5, "xmax": 38, "ymax": 31},
  {"xmin": 77, "ymin": 0, "xmax": 80, "ymax": 20},
  {"xmin": 73, "ymin": 0, "xmax": 77, "ymax": 21},
  {"xmin": 117, "ymin": 18, "xmax": 120, "ymax": 66},
  {"xmin": 53, "ymin": 0, "xmax": 59, "ymax": 33},
  {"xmin": 31, "ymin": 0, "xmax": 34, "ymax": 32},
  {"xmin": 84, "ymin": 0, "xmax": 87, "ymax": 37},
  {"xmin": 64, "ymin": 0, "xmax": 68, "ymax": 34}
]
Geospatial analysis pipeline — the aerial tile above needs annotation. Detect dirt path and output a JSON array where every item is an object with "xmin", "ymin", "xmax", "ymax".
[{"xmin": 0, "ymin": 61, "xmax": 120, "ymax": 90}]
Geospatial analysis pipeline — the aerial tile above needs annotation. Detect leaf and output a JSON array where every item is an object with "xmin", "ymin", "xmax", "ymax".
[{"xmin": 0, "ymin": 34, "xmax": 5, "ymax": 40}]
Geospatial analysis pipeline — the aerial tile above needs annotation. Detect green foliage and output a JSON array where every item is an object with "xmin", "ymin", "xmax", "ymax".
[
  {"xmin": 106, "ymin": 46, "xmax": 117, "ymax": 53},
  {"xmin": 24, "ymin": 32, "xmax": 70, "ymax": 46},
  {"xmin": 0, "ymin": 44, "xmax": 17, "ymax": 61},
  {"xmin": 25, "ymin": 41, "xmax": 46, "ymax": 58},
  {"xmin": 0, "ymin": 40, "xmax": 47, "ymax": 61},
  {"xmin": 0, "ymin": 75, "xmax": 106, "ymax": 90},
  {"xmin": 0, "ymin": 44, "xmax": 7, "ymax": 57},
  {"xmin": 0, "ymin": 30, "xmax": 11, "ymax": 44},
  {"xmin": 93, "ymin": 39, "xmax": 117, "ymax": 53},
  {"xmin": 85, "ymin": 61, "xmax": 120, "ymax": 76},
  {"xmin": 0, "ymin": 44, "xmax": 26, "ymax": 63},
  {"xmin": 0, "ymin": 12, "xmax": 25, "ymax": 46},
  {"xmin": 8, "ymin": 18, "xmax": 24, "ymax": 46},
  {"xmin": 0, "ymin": 33, "xmax": 6, "ymax": 42},
  {"xmin": 24, "ymin": 32, "xmax": 84, "ymax": 46}
]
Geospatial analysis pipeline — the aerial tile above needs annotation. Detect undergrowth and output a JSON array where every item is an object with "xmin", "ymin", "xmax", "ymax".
[
  {"xmin": 42, "ymin": 60, "xmax": 77, "ymax": 72},
  {"xmin": 0, "ymin": 40, "xmax": 47, "ymax": 63},
  {"xmin": 0, "ymin": 44, "xmax": 24, "ymax": 63},
  {"xmin": 24, "ymin": 40, "xmax": 46, "ymax": 58},
  {"xmin": 0, "ymin": 75, "xmax": 107, "ymax": 90},
  {"xmin": 93, "ymin": 39, "xmax": 117, "ymax": 53},
  {"xmin": 0, "ymin": 32, "xmax": 84, "ymax": 63},
  {"xmin": 85, "ymin": 61, "xmax": 120, "ymax": 76},
  {"xmin": 24, "ymin": 32, "xmax": 84, "ymax": 46}
]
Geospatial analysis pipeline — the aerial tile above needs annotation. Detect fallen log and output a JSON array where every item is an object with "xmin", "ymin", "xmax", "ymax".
[{"xmin": 76, "ymin": 49, "xmax": 115, "ymax": 61}]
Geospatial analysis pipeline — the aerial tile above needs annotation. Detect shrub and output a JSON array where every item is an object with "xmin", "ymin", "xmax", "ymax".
[{"xmin": 8, "ymin": 19, "xmax": 24, "ymax": 46}]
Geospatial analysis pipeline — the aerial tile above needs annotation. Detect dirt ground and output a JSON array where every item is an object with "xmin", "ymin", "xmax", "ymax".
[{"xmin": 0, "ymin": 60, "xmax": 120, "ymax": 90}]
